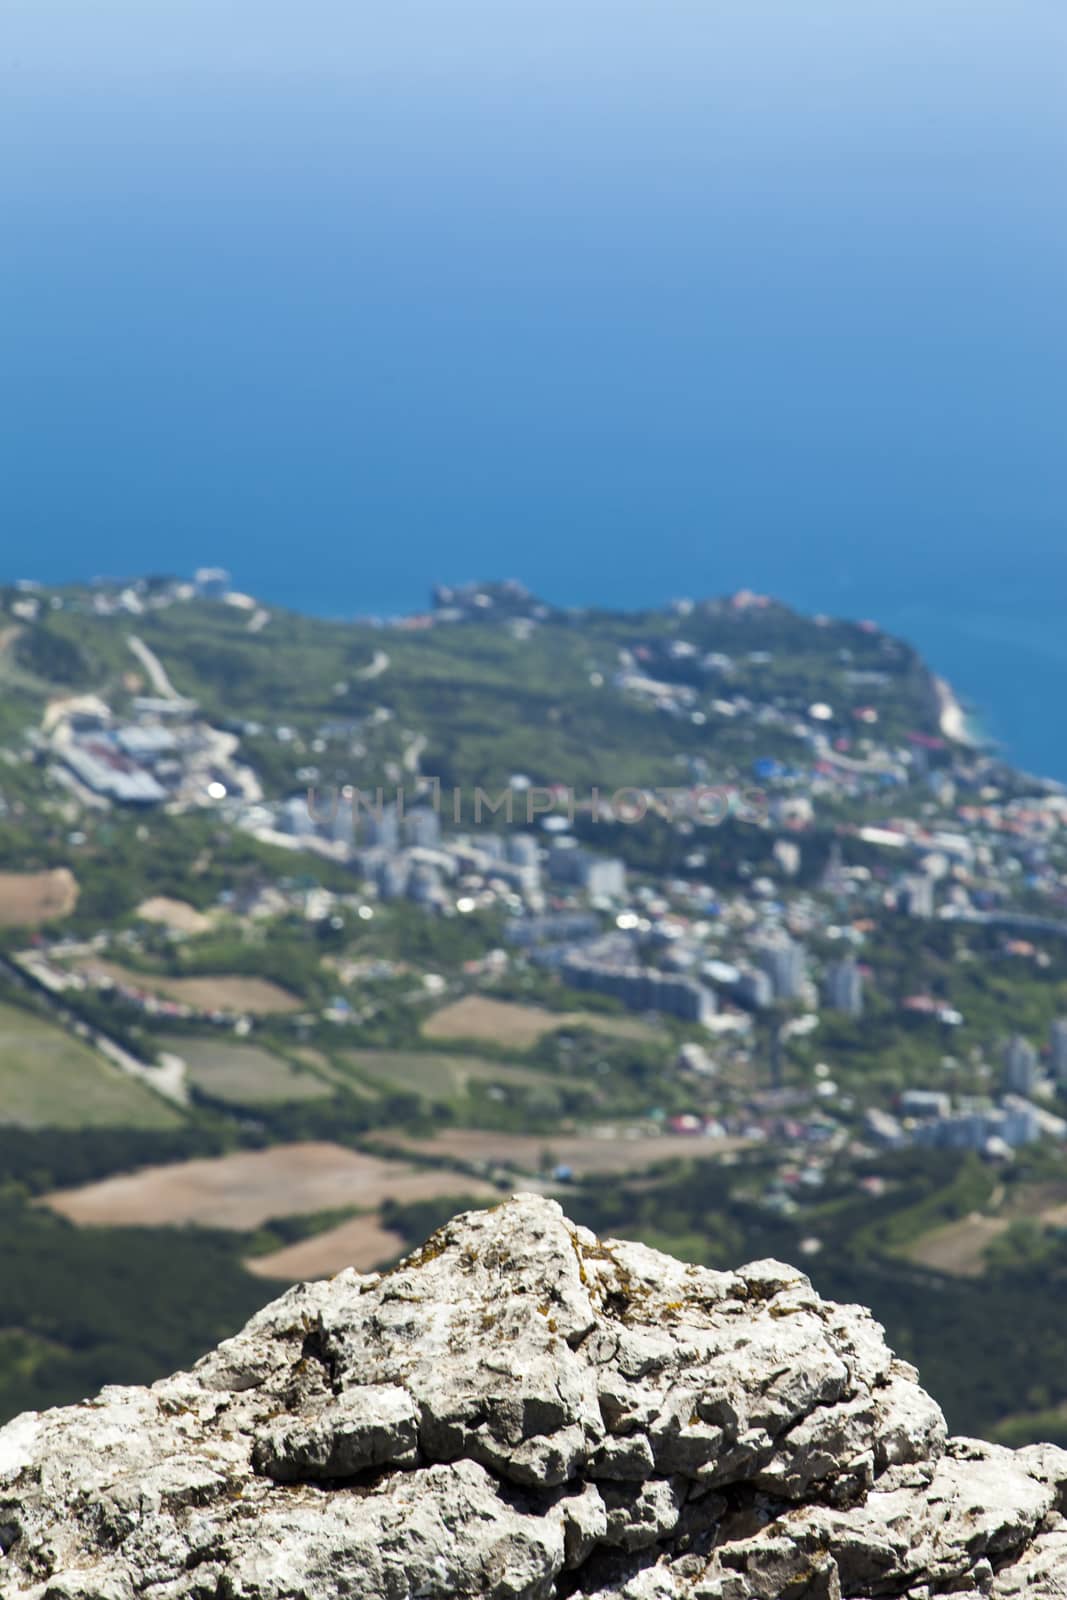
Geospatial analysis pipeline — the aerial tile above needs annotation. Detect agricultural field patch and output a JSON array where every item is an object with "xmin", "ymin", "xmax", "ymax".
[
  {"xmin": 0, "ymin": 1001, "xmax": 181, "ymax": 1129},
  {"xmin": 901, "ymin": 1214, "xmax": 1010, "ymax": 1277},
  {"xmin": 422, "ymin": 994, "xmax": 659, "ymax": 1050},
  {"xmin": 175, "ymin": 1039, "xmax": 331, "ymax": 1105},
  {"xmin": 71, "ymin": 958, "xmax": 301, "ymax": 1015},
  {"xmin": 246, "ymin": 1214, "xmax": 406, "ymax": 1280},
  {"xmin": 134, "ymin": 898, "xmax": 215, "ymax": 936},
  {"xmin": 338, "ymin": 1048, "xmax": 557, "ymax": 1101},
  {"xmin": 0, "ymin": 869, "xmax": 79, "ymax": 928},
  {"xmin": 40, "ymin": 1142, "xmax": 492, "ymax": 1230},
  {"xmin": 245, "ymin": 1186, "xmax": 492, "ymax": 1281},
  {"xmin": 375, "ymin": 1125, "xmax": 746, "ymax": 1178}
]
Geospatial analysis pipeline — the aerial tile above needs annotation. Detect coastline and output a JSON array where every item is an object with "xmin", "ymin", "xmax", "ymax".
[{"xmin": 2, "ymin": 563, "xmax": 1033, "ymax": 776}]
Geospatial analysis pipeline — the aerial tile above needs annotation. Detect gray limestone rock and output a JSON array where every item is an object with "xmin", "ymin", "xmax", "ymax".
[
  {"xmin": 252, "ymin": 1382, "xmax": 419, "ymax": 1480},
  {"xmin": 1, "ymin": 1194, "xmax": 1065, "ymax": 1599}
]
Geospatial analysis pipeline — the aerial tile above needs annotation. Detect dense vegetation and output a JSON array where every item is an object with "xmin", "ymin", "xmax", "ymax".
[
  {"xmin": 13, "ymin": 622, "xmax": 92, "ymax": 686},
  {"xmin": 0, "ymin": 1201, "xmax": 268, "ymax": 1421}
]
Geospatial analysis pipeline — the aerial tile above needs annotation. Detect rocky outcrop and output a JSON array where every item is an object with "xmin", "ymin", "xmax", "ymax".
[{"xmin": 2, "ymin": 1194, "xmax": 1066, "ymax": 1598}]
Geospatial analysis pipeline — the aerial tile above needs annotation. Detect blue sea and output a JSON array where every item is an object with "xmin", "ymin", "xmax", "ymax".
[{"xmin": 2, "ymin": 2, "xmax": 1065, "ymax": 777}]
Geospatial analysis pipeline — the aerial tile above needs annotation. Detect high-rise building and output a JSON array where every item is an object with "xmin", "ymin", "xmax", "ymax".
[
  {"xmin": 999, "ymin": 1097, "xmax": 1043, "ymax": 1148},
  {"xmin": 405, "ymin": 808, "xmax": 441, "ymax": 849},
  {"xmin": 546, "ymin": 838, "xmax": 582, "ymax": 884},
  {"xmin": 899, "ymin": 875, "xmax": 934, "ymax": 918},
  {"xmin": 580, "ymin": 857, "xmax": 626, "ymax": 899},
  {"xmin": 376, "ymin": 857, "xmax": 410, "ymax": 901},
  {"xmin": 820, "ymin": 840, "xmax": 848, "ymax": 897},
  {"xmin": 504, "ymin": 912, "xmax": 599, "ymax": 948},
  {"xmin": 736, "ymin": 968, "xmax": 774, "ymax": 1010},
  {"xmin": 1050, "ymin": 1019, "xmax": 1067, "ymax": 1081},
  {"xmin": 363, "ymin": 807, "xmax": 400, "ymax": 853},
  {"xmin": 758, "ymin": 936, "xmax": 807, "ymax": 1002},
  {"xmin": 330, "ymin": 789, "xmax": 356, "ymax": 846},
  {"xmin": 408, "ymin": 864, "xmax": 442, "ymax": 906},
  {"xmin": 1003, "ymin": 1035, "xmax": 1039, "ymax": 1096},
  {"xmin": 546, "ymin": 840, "xmax": 625, "ymax": 899},
  {"xmin": 561, "ymin": 952, "xmax": 717, "ymax": 1026},
  {"xmin": 281, "ymin": 796, "xmax": 316, "ymax": 837},
  {"xmin": 507, "ymin": 833, "xmax": 541, "ymax": 869},
  {"xmin": 825, "ymin": 957, "xmax": 864, "ymax": 1018}
]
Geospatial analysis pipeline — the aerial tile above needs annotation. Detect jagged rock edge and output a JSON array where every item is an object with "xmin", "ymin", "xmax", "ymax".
[{"xmin": 1, "ymin": 1193, "xmax": 1065, "ymax": 1599}]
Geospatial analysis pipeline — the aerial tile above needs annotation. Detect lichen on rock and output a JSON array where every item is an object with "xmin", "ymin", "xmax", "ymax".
[{"xmin": 1, "ymin": 1194, "xmax": 1065, "ymax": 1598}]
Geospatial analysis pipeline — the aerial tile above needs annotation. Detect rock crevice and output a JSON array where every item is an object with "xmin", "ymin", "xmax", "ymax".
[{"xmin": 1, "ymin": 1195, "xmax": 1065, "ymax": 1598}]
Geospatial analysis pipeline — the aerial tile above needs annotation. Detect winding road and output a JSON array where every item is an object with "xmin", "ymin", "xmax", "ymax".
[
  {"xmin": 128, "ymin": 635, "xmax": 183, "ymax": 701},
  {"xmin": 356, "ymin": 649, "xmax": 390, "ymax": 682}
]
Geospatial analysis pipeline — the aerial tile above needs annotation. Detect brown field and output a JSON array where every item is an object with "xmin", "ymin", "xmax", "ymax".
[
  {"xmin": 40, "ymin": 1142, "xmax": 497, "ymax": 1230},
  {"xmin": 375, "ymin": 1126, "xmax": 745, "ymax": 1178},
  {"xmin": 903, "ymin": 1214, "xmax": 1010, "ymax": 1277},
  {"xmin": 902, "ymin": 1182, "xmax": 1067, "ymax": 1279},
  {"xmin": 134, "ymin": 897, "xmax": 214, "ymax": 935},
  {"xmin": 247, "ymin": 1215, "xmax": 408, "ymax": 1280},
  {"xmin": 422, "ymin": 995, "xmax": 658, "ymax": 1050},
  {"xmin": 72, "ymin": 958, "xmax": 301, "ymax": 1015},
  {"xmin": 0, "ymin": 868, "xmax": 79, "ymax": 928},
  {"xmin": 1012, "ymin": 1182, "xmax": 1067, "ymax": 1232}
]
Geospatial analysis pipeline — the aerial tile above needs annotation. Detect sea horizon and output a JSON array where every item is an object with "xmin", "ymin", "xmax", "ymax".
[{"xmin": 4, "ymin": 1, "xmax": 1064, "ymax": 783}]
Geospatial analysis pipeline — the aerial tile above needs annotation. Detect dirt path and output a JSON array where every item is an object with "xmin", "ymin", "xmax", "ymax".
[
  {"xmin": 403, "ymin": 732, "xmax": 427, "ymax": 774},
  {"xmin": 127, "ymin": 635, "xmax": 182, "ymax": 700},
  {"xmin": 356, "ymin": 649, "xmax": 390, "ymax": 681}
]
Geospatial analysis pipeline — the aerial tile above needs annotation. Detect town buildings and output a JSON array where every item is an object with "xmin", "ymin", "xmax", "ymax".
[
  {"xmin": 825, "ymin": 957, "xmax": 864, "ymax": 1018},
  {"xmin": 562, "ymin": 949, "xmax": 717, "ymax": 1026},
  {"xmin": 757, "ymin": 935, "xmax": 807, "ymax": 1002},
  {"xmin": 1003, "ymin": 1035, "xmax": 1039, "ymax": 1097}
]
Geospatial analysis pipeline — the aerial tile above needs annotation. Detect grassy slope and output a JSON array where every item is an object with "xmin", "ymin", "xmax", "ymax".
[
  {"xmin": 174, "ymin": 1038, "xmax": 332, "ymax": 1105},
  {"xmin": 0, "ymin": 1001, "xmax": 181, "ymax": 1129}
]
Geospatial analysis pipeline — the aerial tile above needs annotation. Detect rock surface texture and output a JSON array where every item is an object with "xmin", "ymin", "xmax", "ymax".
[{"xmin": 2, "ymin": 1194, "xmax": 1066, "ymax": 1599}]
